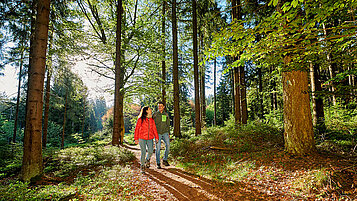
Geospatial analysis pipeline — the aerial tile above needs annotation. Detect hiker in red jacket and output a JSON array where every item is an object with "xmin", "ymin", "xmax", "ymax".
[{"xmin": 134, "ymin": 106, "xmax": 159, "ymax": 173}]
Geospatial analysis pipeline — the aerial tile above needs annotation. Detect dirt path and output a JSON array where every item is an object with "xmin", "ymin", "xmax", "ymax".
[{"xmin": 124, "ymin": 144, "xmax": 283, "ymax": 201}]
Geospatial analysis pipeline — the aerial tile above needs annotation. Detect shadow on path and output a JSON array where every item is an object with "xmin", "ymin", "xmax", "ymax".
[{"xmin": 126, "ymin": 144, "xmax": 281, "ymax": 201}]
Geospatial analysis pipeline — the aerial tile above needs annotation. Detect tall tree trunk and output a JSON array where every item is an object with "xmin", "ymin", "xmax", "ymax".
[
  {"xmin": 237, "ymin": 0, "xmax": 247, "ymax": 124},
  {"xmin": 239, "ymin": 65, "xmax": 247, "ymax": 124},
  {"xmin": 13, "ymin": 48, "xmax": 25, "ymax": 143},
  {"xmin": 213, "ymin": 58, "xmax": 217, "ymax": 126},
  {"xmin": 309, "ymin": 63, "xmax": 326, "ymax": 132},
  {"xmin": 42, "ymin": 22, "xmax": 54, "ymax": 149},
  {"xmin": 113, "ymin": 0, "xmax": 123, "ymax": 146},
  {"xmin": 61, "ymin": 92, "xmax": 68, "ymax": 149},
  {"xmin": 161, "ymin": 0, "xmax": 166, "ymax": 105},
  {"xmin": 199, "ymin": 33, "xmax": 206, "ymax": 128},
  {"xmin": 258, "ymin": 67, "xmax": 264, "ymax": 119},
  {"xmin": 192, "ymin": 0, "xmax": 201, "ymax": 135},
  {"xmin": 172, "ymin": 0, "xmax": 181, "ymax": 138},
  {"xmin": 283, "ymin": 56, "xmax": 316, "ymax": 155},
  {"xmin": 232, "ymin": 0, "xmax": 241, "ymax": 125},
  {"xmin": 21, "ymin": 0, "xmax": 50, "ymax": 182}
]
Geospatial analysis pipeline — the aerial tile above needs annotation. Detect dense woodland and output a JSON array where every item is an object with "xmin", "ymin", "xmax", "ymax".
[{"xmin": 0, "ymin": 0, "xmax": 356, "ymax": 200}]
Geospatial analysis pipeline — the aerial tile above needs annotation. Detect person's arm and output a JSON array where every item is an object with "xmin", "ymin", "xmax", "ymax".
[
  {"xmin": 166, "ymin": 112, "xmax": 170, "ymax": 135},
  {"xmin": 152, "ymin": 119, "xmax": 159, "ymax": 143}
]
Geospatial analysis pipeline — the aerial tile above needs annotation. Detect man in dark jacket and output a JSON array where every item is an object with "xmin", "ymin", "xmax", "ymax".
[{"xmin": 153, "ymin": 101, "xmax": 170, "ymax": 169}]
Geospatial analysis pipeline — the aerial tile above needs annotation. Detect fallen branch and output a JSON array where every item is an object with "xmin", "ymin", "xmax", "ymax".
[{"xmin": 209, "ymin": 146, "xmax": 232, "ymax": 151}]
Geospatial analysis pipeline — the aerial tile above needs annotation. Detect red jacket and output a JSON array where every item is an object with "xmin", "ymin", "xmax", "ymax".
[{"xmin": 134, "ymin": 117, "xmax": 159, "ymax": 141}]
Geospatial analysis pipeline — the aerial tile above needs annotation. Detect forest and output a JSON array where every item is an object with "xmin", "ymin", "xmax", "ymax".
[{"xmin": 0, "ymin": 0, "xmax": 356, "ymax": 200}]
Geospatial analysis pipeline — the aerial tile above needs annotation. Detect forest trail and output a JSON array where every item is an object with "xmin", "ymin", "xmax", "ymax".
[{"xmin": 124, "ymin": 144, "xmax": 283, "ymax": 201}]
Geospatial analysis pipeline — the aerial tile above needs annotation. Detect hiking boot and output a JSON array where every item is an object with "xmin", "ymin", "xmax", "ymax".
[
  {"xmin": 145, "ymin": 159, "xmax": 150, "ymax": 168},
  {"xmin": 140, "ymin": 165, "xmax": 145, "ymax": 174},
  {"xmin": 157, "ymin": 164, "xmax": 162, "ymax": 169},
  {"xmin": 163, "ymin": 160, "xmax": 170, "ymax": 166}
]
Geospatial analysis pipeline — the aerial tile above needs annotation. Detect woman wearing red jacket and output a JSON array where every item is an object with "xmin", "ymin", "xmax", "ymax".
[{"xmin": 134, "ymin": 106, "xmax": 159, "ymax": 173}]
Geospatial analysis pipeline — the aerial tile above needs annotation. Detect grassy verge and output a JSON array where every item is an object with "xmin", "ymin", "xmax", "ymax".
[
  {"xmin": 0, "ymin": 143, "xmax": 155, "ymax": 200},
  {"xmin": 170, "ymin": 119, "xmax": 355, "ymax": 199}
]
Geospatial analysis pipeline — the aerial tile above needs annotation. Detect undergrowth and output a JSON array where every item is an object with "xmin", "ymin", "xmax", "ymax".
[
  {"xmin": 0, "ymin": 143, "xmax": 136, "ymax": 200},
  {"xmin": 170, "ymin": 113, "xmax": 355, "ymax": 199}
]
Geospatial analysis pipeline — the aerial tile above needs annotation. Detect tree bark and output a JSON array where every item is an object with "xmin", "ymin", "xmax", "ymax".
[
  {"xmin": 172, "ymin": 0, "xmax": 181, "ymax": 138},
  {"xmin": 21, "ymin": 0, "xmax": 50, "ymax": 182},
  {"xmin": 283, "ymin": 57, "xmax": 316, "ymax": 155},
  {"xmin": 213, "ymin": 58, "xmax": 217, "ymax": 126},
  {"xmin": 309, "ymin": 62, "xmax": 325, "ymax": 132},
  {"xmin": 199, "ymin": 33, "xmax": 206, "ymax": 128},
  {"xmin": 232, "ymin": 0, "xmax": 241, "ymax": 125},
  {"xmin": 161, "ymin": 0, "xmax": 166, "ymax": 105},
  {"xmin": 192, "ymin": 0, "xmax": 201, "ymax": 135},
  {"xmin": 113, "ymin": 0, "xmax": 124, "ymax": 146}
]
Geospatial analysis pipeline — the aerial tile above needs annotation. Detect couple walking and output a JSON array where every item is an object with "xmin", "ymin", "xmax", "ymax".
[{"xmin": 134, "ymin": 101, "xmax": 170, "ymax": 173}]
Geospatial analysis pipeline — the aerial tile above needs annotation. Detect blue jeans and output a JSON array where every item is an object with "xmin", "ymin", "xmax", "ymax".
[
  {"xmin": 139, "ymin": 139, "xmax": 153, "ymax": 166},
  {"xmin": 156, "ymin": 132, "xmax": 170, "ymax": 165}
]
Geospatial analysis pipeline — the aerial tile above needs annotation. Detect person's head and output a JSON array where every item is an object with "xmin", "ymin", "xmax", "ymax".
[
  {"xmin": 138, "ymin": 106, "xmax": 152, "ymax": 121},
  {"xmin": 158, "ymin": 101, "xmax": 165, "ymax": 113}
]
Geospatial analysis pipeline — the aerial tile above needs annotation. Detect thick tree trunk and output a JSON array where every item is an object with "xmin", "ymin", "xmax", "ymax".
[
  {"xmin": 309, "ymin": 63, "xmax": 325, "ymax": 132},
  {"xmin": 21, "ymin": 0, "xmax": 50, "ymax": 182},
  {"xmin": 232, "ymin": 0, "xmax": 241, "ymax": 125},
  {"xmin": 61, "ymin": 92, "xmax": 68, "ymax": 149},
  {"xmin": 161, "ymin": 0, "xmax": 166, "ymax": 105},
  {"xmin": 283, "ymin": 57, "xmax": 315, "ymax": 155},
  {"xmin": 213, "ymin": 58, "xmax": 217, "ymax": 126},
  {"xmin": 172, "ymin": 0, "xmax": 181, "ymax": 138},
  {"xmin": 13, "ymin": 49, "xmax": 25, "ymax": 143},
  {"xmin": 192, "ymin": 0, "xmax": 201, "ymax": 135},
  {"xmin": 113, "ymin": 0, "xmax": 123, "ymax": 146}
]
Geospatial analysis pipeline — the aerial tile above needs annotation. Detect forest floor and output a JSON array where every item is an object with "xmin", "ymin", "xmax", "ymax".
[{"xmin": 124, "ymin": 144, "xmax": 357, "ymax": 201}]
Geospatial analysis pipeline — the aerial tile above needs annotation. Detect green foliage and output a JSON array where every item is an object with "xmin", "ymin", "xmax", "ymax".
[
  {"xmin": 0, "ymin": 181, "xmax": 38, "ymax": 201},
  {"xmin": 124, "ymin": 133, "xmax": 135, "ymax": 145},
  {"xmin": 0, "ymin": 144, "xmax": 22, "ymax": 179},
  {"xmin": 0, "ymin": 164, "xmax": 154, "ymax": 201},
  {"xmin": 45, "ymin": 121, "xmax": 62, "ymax": 147},
  {"xmin": 49, "ymin": 145, "xmax": 134, "ymax": 177}
]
